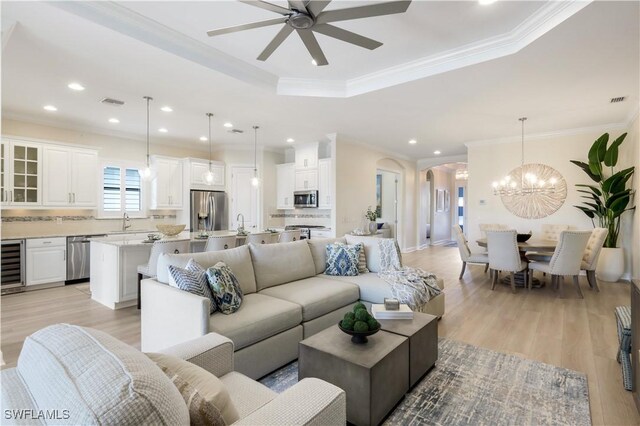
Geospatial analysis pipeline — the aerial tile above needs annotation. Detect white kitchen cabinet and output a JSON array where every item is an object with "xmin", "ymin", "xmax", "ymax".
[
  {"xmin": 43, "ymin": 146, "xmax": 98, "ymax": 207},
  {"xmin": 318, "ymin": 158, "xmax": 332, "ymax": 209},
  {"xmin": 150, "ymin": 156, "xmax": 183, "ymax": 209},
  {"xmin": 295, "ymin": 143, "xmax": 319, "ymax": 170},
  {"xmin": 295, "ymin": 169, "xmax": 318, "ymax": 191},
  {"xmin": 188, "ymin": 159, "xmax": 225, "ymax": 189},
  {"xmin": 276, "ymin": 163, "xmax": 295, "ymax": 210},
  {"xmin": 1, "ymin": 139, "xmax": 42, "ymax": 207},
  {"xmin": 26, "ymin": 237, "xmax": 66, "ymax": 285}
]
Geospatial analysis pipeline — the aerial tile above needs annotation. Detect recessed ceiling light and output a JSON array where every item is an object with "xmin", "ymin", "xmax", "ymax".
[
  {"xmin": 287, "ymin": 138, "xmax": 295, "ymax": 143},
  {"xmin": 434, "ymin": 150, "xmax": 441, "ymax": 155},
  {"xmin": 43, "ymin": 105, "xmax": 58, "ymax": 112},
  {"xmin": 158, "ymin": 128, "xmax": 168, "ymax": 133},
  {"xmin": 311, "ymin": 59, "xmax": 318, "ymax": 66},
  {"xmin": 408, "ymin": 139, "xmax": 417, "ymax": 145},
  {"xmin": 160, "ymin": 106, "xmax": 173, "ymax": 112},
  {"xmin": 478, "ymin": 0, "xmax": 497, "ymax": 5},
  {"xmin": 199, "ymin": 136, "xmax": 208, "ymax": 142},
  {"xmin": 108, "ymin": 118, "xmax": 120, "ymax": 124},
  {"xmin": 223, "ymin": 122, "xmax": 233, "ymax": 128},
  {"xmin": 67, "ymin": 82, "xmax": 85, "ymax": 91}
]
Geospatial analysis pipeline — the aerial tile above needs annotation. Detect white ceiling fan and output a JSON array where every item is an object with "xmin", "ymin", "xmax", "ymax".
[{"xmin": 206, "ymin": 0, "xmax": 412, "ymax": 66}]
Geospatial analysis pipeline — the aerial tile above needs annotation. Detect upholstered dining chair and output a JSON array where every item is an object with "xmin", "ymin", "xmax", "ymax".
[
  {"xmin": 528, "ymin": 230, "xmax": 591, "ymax": 298},
  {"xmin": 452, "ymin": 225, "xmax": 489, "ymax": 279},
  {"xmin": 479, "ymin": 223, "xmax": 509, "ymax": 238},
  {"xmin": 137, "ymin": 239, "xmax": 190, "ymax": 309},
  {"xmin": 278, "ymin": 229, "xmax": 301, "ymax": 243},
  {"xmin": 205, "ymin": 235, "xmax": 237, "ymax": 252},
  {"xmin": 486, "ymin": 229, "xmax": 528, "ymax": 293},
  {"xmin": 246, "ymin": 232, "xmax": 274, "ymax": 245},
  {"xmin": 526, "ymin": 224, "xmax": 571, "ymax": 262},
  {"xmin": 580, "ymin": 227, "xmax": 608, "ymax": 292}
]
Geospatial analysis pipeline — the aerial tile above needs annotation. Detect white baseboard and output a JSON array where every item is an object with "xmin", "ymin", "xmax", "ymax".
[{"xmin": 402, "ymin": 246, "xmax": 417, "ymax": 254}]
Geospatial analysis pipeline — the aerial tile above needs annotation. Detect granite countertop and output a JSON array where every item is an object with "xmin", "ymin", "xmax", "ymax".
[
  {"xmin": 89, "ymin": 231, "xmax": 246, "ymax": 247},
  {"xmin": 1, "ymin": 230, "xmax": 159, "ymax": 241}
]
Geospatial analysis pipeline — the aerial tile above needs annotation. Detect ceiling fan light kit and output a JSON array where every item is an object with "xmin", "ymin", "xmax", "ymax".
[{"xmin": 207, "ymin": 0, "xmax": 412, "ymax": 66}]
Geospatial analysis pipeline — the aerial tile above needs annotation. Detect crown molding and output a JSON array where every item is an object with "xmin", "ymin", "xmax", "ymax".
[{"xmin": 463, "ymin": 121, "xmax": 629, "ymax": 148}]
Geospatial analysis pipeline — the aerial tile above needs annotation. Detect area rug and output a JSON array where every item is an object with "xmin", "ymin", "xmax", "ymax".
[{"xmin": 259, "ymin": 338, "xmax": 591, "ymax": 426}]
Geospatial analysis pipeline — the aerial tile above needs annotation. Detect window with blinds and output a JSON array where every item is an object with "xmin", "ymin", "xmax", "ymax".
[{"xmin": 102, "ymin": 166, "xmax": 141, "ymax": 214}]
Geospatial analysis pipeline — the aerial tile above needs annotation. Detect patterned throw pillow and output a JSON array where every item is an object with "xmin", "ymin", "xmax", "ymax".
[
  {"xmin": 354, "ymin": 242, "xmax": 369, "ymax": 273},
  {"xmin": 206, "ymin": 262, "xmax": 243, "ymax": 315},
  {"xmin": 168, "ymin": 259, "xmax": 216, "ymax": 314},
  {"xmin": 325, "ymin": 243, "xmax": 361, "ymax": 276}
]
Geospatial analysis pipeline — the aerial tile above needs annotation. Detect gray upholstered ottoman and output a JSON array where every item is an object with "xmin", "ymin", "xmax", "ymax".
[
  {"xmin": 299, "ymin": 325, "xmax": 409, "ymax": 426},
  {"xmin": 378, "ymin": 312, "xmax": 438, "ymax": 387}
]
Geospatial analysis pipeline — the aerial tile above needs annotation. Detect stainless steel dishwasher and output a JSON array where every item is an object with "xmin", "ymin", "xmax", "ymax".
[{"xmin": 66, "ymin": 235, "xmax": 106, "ymax": 283}]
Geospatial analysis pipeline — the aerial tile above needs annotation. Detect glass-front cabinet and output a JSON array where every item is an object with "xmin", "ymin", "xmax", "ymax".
[{"xmin": 1, "ymin": 139, "xmax": 42, "ymax": 207}]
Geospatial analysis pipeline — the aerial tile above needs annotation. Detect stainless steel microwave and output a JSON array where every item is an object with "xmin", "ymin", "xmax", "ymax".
[{"xmin": 294, "ymin": 190, "xmax": 318, "ymax": 208}]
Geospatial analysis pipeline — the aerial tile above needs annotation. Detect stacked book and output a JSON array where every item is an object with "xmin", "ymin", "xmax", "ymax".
[{"xmin": 372, "ymin": 304, "xmax": 414, "ymax": 320}]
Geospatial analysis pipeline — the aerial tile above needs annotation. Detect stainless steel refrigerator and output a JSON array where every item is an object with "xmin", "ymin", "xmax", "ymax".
[{"xmin": 190, "ymin": 190, "xmax": 229, "ymax": 232}]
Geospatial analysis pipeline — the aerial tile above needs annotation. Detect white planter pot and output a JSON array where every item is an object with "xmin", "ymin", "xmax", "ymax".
[{"xmin": 596, "ymin": 247, "xmax": 625, "ymax": 282}]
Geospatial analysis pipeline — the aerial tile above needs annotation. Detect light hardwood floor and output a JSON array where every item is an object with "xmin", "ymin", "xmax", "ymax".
[{"xmin": 1, "ymin": 245, "xmax": 637, "ymax": 424}]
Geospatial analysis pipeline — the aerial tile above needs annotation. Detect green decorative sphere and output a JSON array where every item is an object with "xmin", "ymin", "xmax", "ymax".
[
  {"xmin": 341, "ymin": 318, "xmax": 355, "ymax": 331},
  {"xmin": 344, "ymin": 312, "xmax": 355, "ymax": 321},
  {"xmin": 353, "ymin": 320, "xmax": 369, "ymax": 333},
  {"xmin": 353, "ymin": 302, "xmax": 366, "ymax": 312},
  {"xmin": 355, "ymin": 309, "xmax": 370, "ymax": 322},
  {"xmin": 367, "ymin": 317, "xmax": 379, "ymax": 330}
]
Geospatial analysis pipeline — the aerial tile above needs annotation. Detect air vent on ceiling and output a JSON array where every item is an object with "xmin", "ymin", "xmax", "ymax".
[
  {"xmin": 100, "ymin": 97, "xmax": 125, "ymax": 106},
  {"xmin": 228, "ymin": 129, "xmax": 244, "ymax": 134},
  {"xmin": 610, "ymin": 96, "xmax": 626, "ymax": 103}
]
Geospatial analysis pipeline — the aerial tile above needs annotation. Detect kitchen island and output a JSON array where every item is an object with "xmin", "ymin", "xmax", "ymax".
[{"xmin": 89, "ymin": 231, "xmax": 243, "ymax": 309}]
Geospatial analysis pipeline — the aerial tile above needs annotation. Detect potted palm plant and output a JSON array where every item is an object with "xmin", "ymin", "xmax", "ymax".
[{"xmin": 571, "ymin": 132, "xmax": 635, "ymax": 282}]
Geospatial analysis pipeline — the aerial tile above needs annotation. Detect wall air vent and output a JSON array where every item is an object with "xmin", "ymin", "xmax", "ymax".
[
  {"xmin": 228, "ymin": 129, "xmax": 244, "ymax": 134},
  {"xmin": 610, "ymin": 96, "xmax": 626, "ymax": 103},
  {"xmin": 100, "ymin": 97, "xmax": 125, "ymax": 106}
]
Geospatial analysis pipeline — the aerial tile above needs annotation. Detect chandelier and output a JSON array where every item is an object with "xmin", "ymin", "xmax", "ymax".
[{"xmin": 492, "ymin": 117, "xmax": 558, "ymax": 196}]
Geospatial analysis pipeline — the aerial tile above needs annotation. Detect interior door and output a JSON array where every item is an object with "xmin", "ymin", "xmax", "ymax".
[{"xmin": 230, "ymin": 166, "xmax": 258, "ymax": 231}]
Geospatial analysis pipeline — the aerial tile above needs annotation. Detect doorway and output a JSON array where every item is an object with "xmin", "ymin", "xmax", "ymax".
[{"xmin": 376, "ymin": 169, "xmax": 400, "ymax": 240}]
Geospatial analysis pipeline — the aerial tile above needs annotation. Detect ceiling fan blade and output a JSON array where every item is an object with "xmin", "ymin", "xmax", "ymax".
[
  {"xmin": 313, "ymin": 24, "xmax": 382, "ymax": 50},
  {"xmin": 316, "ymin": 0, "xmax": 411, "ymax": 24},
  {"xmin": 257, "ymin": 25, "xmax": 294, "ymax": 61},
  {"xmin": 287, "ymin": 0, "xmax": 308, "ymax": 13},
  {"xmin": 207, "ymin": 17, "xmax": 287, "ymax": 37},
  {"xmin": 297, "ymin": 29, "xmax": 328, "ymax": 66},
  {"xmin": 307, "ymin": 0, "xmax": 332, "ymax": 17},
  {"xmin": 238, "ymin": 0, "xmax": 292, "ymax": 15}
]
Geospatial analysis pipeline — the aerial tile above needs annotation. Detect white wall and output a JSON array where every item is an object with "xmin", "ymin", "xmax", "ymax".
[
  {"xmin": 466, "ymin": 125, "xmax": 637, "ymax": 278},
  {"xmin": 617, "ymin": 114, "xmax": 639, "ymax": 279}
]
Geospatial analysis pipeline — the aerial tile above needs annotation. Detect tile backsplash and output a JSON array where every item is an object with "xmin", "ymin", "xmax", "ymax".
[{"xmin": 274, "ymin": 209, "xmax": 332, "ymax": 228}]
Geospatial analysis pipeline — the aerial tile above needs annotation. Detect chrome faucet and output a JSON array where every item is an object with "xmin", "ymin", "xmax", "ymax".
[
  {"xmin": 236, "ymin": 213, "xmax": 245, "ymax": 233},
  {"xmin": 122, "ymin": 212, "xmax": 131, "ymax": 232}
]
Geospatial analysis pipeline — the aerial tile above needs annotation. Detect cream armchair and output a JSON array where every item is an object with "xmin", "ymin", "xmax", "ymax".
[
  {"xmin": 486, "ymin": 229, "xmax": 528, "ymax": 292},
  {"xmin": 580, "ymin": 228, "xmax": 608, "ymax": 292},
  {"xmin": 452, "ymin": 225, "xmax": 489, "ymax": 279}
]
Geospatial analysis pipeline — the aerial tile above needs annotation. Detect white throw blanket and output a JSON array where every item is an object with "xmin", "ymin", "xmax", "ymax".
[{"xmin": 377, "ymin": 239, "xmax": 442, "ymax": 312}]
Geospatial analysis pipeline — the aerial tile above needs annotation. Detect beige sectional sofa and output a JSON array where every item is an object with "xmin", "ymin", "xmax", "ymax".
[{"xmin": 141, "ymin": 236, "xmax": 445, "ymax": 379}]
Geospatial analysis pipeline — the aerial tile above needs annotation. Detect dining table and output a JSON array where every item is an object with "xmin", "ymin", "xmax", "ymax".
[{"xmin": 476, "ymin": 237, "xmax": 558, "ymax": 288}]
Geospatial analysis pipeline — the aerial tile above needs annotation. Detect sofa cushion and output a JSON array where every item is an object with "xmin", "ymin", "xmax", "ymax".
[
  {"xmin": 158, "ymin": 245, "xmax": 257, "ymax": 294},
  {"xmin": 209, "ymin": 293, "xmax": 302, "ymax": 350},
  {"xmin": 344, "ymin": 235, "xmax": 390, "ymax": 273},
  {"xmin": 206, "ymin": 262, "xmax": 244, "ymax": 315},
  {"xmin": 259, "ymin": 277, "xmax": 360, "ymax": 321},
  {"xmin": 16, "ymin": 324, "xmax": 188, "ymax": 425},
  {"xmin": 249, "ymin": 240, "xmax": 316, "ymax": 290},
  {"xmin": 146, "ymin": 352, "xmax": 240, "ymax": 425},
  {"xmin": 307, "ymin": 237, "xmax": 346, "ymax": 274},
  {"xmin": 221, "ymin": 371, "xmax": 277, "ymax": 419},
  {"xmin": 321, "ymin": 273, "xmax": 445, "ymax": 303}
]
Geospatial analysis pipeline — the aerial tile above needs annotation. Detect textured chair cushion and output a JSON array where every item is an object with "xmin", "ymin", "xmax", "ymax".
[
  {"xmin": 325, "ymin": 243, "xmax": 361, "ymax": 276},
  {"xmin": 169, "ymin": 259, "xmax": 216, "ymax": 314},
  {"xmin": 209, "ymin": 294, "xmax": 302, "ymax": 350},
  {"xmin": 249, "ymin": 240, "xmax": 316, "ymax": 290},
  {"xmin": 307, "ymin": 238, "xmax": 347, "ymax": 274},
  {"xmin": 158, "ymin": 245, "xmax": 257, "ymax": 294},
  {"xmin": 146, "ymin": 352, "xmax": 240, "ymax": 425},
  {"xmin": 16, "ymin": 324, "xmax": 188, "ymax": 425},
  {"xmin": 206, "ymin": 262, "xmax": 244, "ymax": 315},
  {"xmin": 0, "ymin": 369, "xmax": 42, "ymax": 425},
  {"xmin": 344, "ymin": 235, "xmax": 386, "ymax": 273},
  {"xmin": 220, "ymin": 372, "xmax": 277, "ymax": 419},
  {"xmin": 259, "ymin": 277, "xmax": 360, "ymax": 321}
]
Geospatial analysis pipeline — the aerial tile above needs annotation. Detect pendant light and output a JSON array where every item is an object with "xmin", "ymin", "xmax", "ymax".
[
  {"xmin": 251, "ymin": 125, "xmax": 260, "ymax": 187},
  {"xmin": 202, "ymin": 113, "xmax": 215, "ymax": 185},
  {"xmin": 139, "ymin": 96, "xmax": 154, "ymax": 180}
]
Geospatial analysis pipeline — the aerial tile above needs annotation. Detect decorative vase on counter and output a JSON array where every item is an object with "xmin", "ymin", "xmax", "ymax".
[
  {"xmin": 596, "ymin": 247, "xmax": 624, "ymax": 282},
  {"xmin": 368, "ymin": 221, "xmax": 377, "ymax": 235}
]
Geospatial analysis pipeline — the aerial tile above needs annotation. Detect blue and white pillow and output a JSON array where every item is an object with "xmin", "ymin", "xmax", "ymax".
[
  {"xmin": 325, "ymin": 243, "xmax": 361, "ymax": 276},
  {"xmin": 206, "ymin": 262, "xmax": 243, "ymax": 315},
  {"xmin": 168, "ymin": 259, "xmax": 216, "ymax": 314}
]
